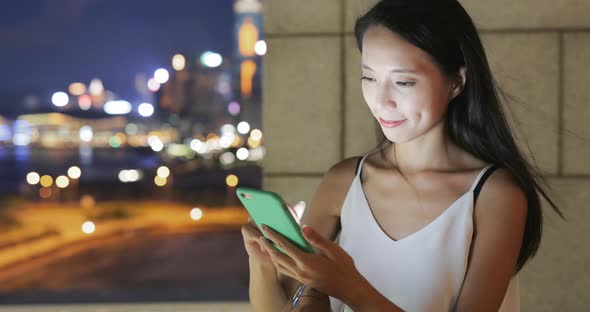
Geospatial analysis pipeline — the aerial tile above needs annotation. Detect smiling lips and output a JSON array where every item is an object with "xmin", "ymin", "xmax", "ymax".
[{"xmin": 379, "ymin": 117, "xmax": 406, "ymax": 128}]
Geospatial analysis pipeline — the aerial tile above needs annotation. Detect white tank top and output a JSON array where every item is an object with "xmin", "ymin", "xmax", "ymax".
[{"xmin": 329, "ymin": 155, "xmax": 520, "ymax": 312}]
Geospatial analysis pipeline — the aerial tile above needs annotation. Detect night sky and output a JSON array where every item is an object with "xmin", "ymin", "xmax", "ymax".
[{"xmin": 0, "ymin": 0, "xmax": 235, "ymax": 117}]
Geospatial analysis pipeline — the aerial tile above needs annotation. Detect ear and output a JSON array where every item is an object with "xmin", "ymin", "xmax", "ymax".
[{"xmin": 450, "ymin": 66, "xmax": 467, "ymax": 100}]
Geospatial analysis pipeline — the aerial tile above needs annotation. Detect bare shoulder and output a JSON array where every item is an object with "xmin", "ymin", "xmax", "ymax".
[
  {"xmin": 474, "ymin": 167, "xmax": 528, "ymax": 232},
  {"xmin": 314, "ymin": 156, "xmax": 363, "ymax": 216},
  {"xmin": 278, "ymin": 156, "xmax": 362, "ymax": 297}
]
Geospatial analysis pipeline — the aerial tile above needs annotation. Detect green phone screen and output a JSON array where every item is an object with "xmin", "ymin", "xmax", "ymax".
[{"xmin": 236, "ymin": 187, "xmax": 314, "ymax": 254}]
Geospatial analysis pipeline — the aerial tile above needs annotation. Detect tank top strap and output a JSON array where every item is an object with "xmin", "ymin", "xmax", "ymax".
[
  {"xmin": 469, "ymin": 163, "xmax": 498, "ymax": 195},
  {"xmin": 355, "ymin": 154, "xmax": 369, "ymax": 177}
]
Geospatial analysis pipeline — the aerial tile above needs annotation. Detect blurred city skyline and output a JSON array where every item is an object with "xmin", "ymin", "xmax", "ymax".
[{"xmin": 0, "ymin": 0, "xmax": 235, "ymax": 117}]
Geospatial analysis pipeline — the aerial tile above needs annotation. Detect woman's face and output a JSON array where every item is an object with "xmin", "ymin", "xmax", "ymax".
[{"xmin": 360, "ymin": 25, "xmax": 459, "ymax": 144}]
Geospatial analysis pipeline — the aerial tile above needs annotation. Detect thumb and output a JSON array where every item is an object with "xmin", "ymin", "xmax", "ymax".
[
  {"xmin": 301, "ymin": 224, "xmax": 337, "ymax": 258},
  {"xmin": 287, "ymin": 201, "xmax": 306, "ymax": 224}
]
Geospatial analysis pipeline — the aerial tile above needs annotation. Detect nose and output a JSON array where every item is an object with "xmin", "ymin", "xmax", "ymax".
[{"xmin": 375, "ymin": 83, "xmax": 397, "ymax": 110}]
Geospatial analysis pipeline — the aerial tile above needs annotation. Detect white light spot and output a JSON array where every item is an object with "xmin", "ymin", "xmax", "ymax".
[
  {"xmin": 79, "ymin": 126, "xmax": 93, "ymax": 142},
  {"xmin": 82, "ymin": 221, "xmax": 95, "ymax": 234},
  {"xmin": 52, "ymin": 92, "xmax": 69, "ymax": 107},
  {"xmin": 104, "ymin": 100, "xmax": 132, "ymax": 115},
  {"xmin": 236, "ymin": 147, "xmax": 249, "ymax": 160},
  {"xmin": 190, "ymin": 208, "xmax": 203, "ymax": 220},
  {"xmin": 154, "ymin": 68, "xmax": 170, "ymax": 84},
  {"xmin": 237, "ymin": 121, "xmax": 250, "ymax": 134},
  {"xmin": 254, "ymin": 40, "xmax": 267, "ymax": 56},
  {"xmin": 138, "ymin": 103, "xmax": 154, "ymax": 117}
]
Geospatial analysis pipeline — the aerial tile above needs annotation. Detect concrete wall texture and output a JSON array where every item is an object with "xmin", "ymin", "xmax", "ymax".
[{"xmin": 262, "ymin": 1, "xmax": 590, "ymax": 311}]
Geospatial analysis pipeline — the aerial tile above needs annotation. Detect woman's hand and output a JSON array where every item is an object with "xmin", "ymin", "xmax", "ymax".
[
  {"xmin": 259, "ymin": 223, "xmax": 371, "ymax": 306},
  {"xmin": 241, "ymin": 201, "xmax": 306, "ymax": 271},
  {"xmin": 241, "ymin": 217, "xmax": 275, "ymax": 270}
]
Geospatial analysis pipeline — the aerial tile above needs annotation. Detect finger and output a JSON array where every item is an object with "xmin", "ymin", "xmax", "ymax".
[
  {"xmin": 275, "ymin": 262, "xmax": 300, "ymax": 281},
  {"xmin": 259, "ymin": 236, "xmax": 297, "ymax": 269},
  {"xmin": 241, "ymin": 222, "xmax": 262, "ymax": 239},
  {"xmin": 260, "ymin": 225, "xmax": 308, "ymax": 262},
  {"xmin": 301, "ymin": 225, "xmax": 337, "ymax": 258}
]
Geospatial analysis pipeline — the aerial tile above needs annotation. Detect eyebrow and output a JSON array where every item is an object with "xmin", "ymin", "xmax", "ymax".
[{"xmin": 361, "ymin": 64, "xmax": 419, "ymax": 73}]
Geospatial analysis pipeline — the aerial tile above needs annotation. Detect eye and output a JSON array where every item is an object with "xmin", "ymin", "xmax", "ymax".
[
  {"xmin": 361, "ymin": 76, "xmax": 375, "ymax": 82},
  {"xmin": 396, "ymin": 81, "xmax": 415, "ymax": 87}
]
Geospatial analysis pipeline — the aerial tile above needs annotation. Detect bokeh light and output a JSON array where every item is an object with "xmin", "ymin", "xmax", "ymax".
[
  {"xmin": 82, "ymin": 221, "xmax": 95, "ymax": 234},
  {"xmin": 154, "ymin": 68, "xmax": 170, "ymax": 84},
  {"xmin": 228, "ymin": 101, "xmax": 240, "ymax": 116},
  {"xmin": 26, "ymin": 172, "xmax": 40, "ymax": 185},
  {"xmin": 40, "ymin": 175, "xmax": 53, "ymax": 187},
  {"xmin": 78, "ymin": 94, "xmax": 92, "ymax": 110},
  {"xmin": 104, "ymin": 100, "xmax": 132, "ymax": 115},
  {"xmin": 250, "ymin": 129, "xmax": 262, "ymax": 141},
  {"xmin": 69, "ymin": 82, "xmax": 86, "ymax": 96},
  {"xmin": 226, "ymin": 174, "xmax": 238, "ymax": 187},
  {"xmin": 56, "ymin": 175, "xmax": 69, "ymax": 188},
  {"xmin": 80, "ymin": 195, "xmax": 95, "ymax": 208},
  {"xmin": 254, "ymin": 40, "xmax": 267, "ymax": 56},
  {"xmin": 220, "ymin": 152, "xmax": 236, "ymax": 165},
  {"xmin": 68, "ymin": 166, "xmax": 81, "ymax": 179},
  {"xmin": 39, "ymin": 187, "xmax": 52, "ymax": 199},
  {"xmin": 148, "ymin": 136, "xmax": 164, "ymax": 152},
  {"xmin": 147, "ymin": 78, "xmax": 160, "ymax": 92},
  {"xmin": 200, "ymin": 51, "xmax": 223, "ymax": 68},
  {"xmin": 236, "ymin": 147, "xmax": 249, "ymax": 160},
  {"xmin": 79, "ymin": 126, "xmax": 93, "ymax": 142},
  {"xmin": 237, "ymin": 121, "xmax": 250, "ymax": 134},
  {"xmin": 172, "ymin": 54, "xmax": 186, "ymax": 71},
  {"xmin": 138, "ymin": 103, "xmax": 154, "ymax": 117},
  {"xmin": 154, "ymin": 175, "xmax": 167, "ymax": 187},
  {"xmin": 89, "ymin": 78, "xmax": 104, "ymax": 95},
  {"xmin": 52, "ymin": 92, "xmax": 69, "ymax": 107},
  {"xmin": 157, "ymin": 166, "xmax": 170, "ymax": 178},
  {"xmin": 190, "ymin": 208, "xmax": 203, "ymax": 220}
]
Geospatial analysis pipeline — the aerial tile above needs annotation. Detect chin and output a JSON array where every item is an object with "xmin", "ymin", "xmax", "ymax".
[{"xmin": 381, "ymin": 129, "xmax": 417, "ymax": 144}]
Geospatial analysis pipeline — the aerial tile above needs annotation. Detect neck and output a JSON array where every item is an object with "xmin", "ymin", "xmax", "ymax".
[{"xmin": 382, "ymin": 121, "xmax": 457, "ymax": 174}]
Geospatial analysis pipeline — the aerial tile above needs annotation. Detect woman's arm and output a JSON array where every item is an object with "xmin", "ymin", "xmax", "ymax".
[
  {"xmin": 249, "ymin": 261, "xmax": 289, "ymax": 311},
  {"xmin": 454, "ymin": 168, "xmax": 528, "ymax": 311},
  {"xmin": 274, "ymin": 157, "xmax": 362, "ymax": 311}
]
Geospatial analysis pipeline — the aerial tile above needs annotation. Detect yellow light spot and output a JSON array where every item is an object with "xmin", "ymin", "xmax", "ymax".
[
  {"xmin": 226, "ymin": 174, "xmax": 238, "ymax": 187},
  {"xmin": 248, "ymin": 137, "xmax": 261, "ymax": 148},
  {"xmin": 154, "ymin": 176, "xmax": 167, "ymax": 187},
  {"xmin": 40, "ymin": 175, "xmax": 53, "ymax": 187},
  {"xmin": 206, "ymin": 133, "xmax": 218, "ymax": 140},
  {"xmin": 250, "ymin": 129, "xmax": 262, "ymax": 141},
  {"xmin": 68, "ymin": 82, "xmax": 87, "ymax": 96},
  {"xmin": 172, "ymin": 54, "xmax": 186, "ymax": 71}
]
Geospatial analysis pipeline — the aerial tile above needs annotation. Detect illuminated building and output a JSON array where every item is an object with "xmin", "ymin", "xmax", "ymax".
[{"xmin": 234, "ymin": 0, "xmax": 262, "ymax": 132}]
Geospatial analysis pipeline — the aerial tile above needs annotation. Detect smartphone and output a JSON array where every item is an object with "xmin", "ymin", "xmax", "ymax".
[{"xmin": 236, "ymin": 187, "xmax": 314, "ymax": 255}]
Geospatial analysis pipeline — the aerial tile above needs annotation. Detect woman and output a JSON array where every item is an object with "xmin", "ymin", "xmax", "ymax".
[{"xmin": 241, "ymin": 0, "xmax": 563, "ymax": 311}]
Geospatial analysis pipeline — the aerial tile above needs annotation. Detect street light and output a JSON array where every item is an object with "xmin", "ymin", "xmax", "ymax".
[
  {"xmin": 138, "ymin": 103, "xmax": 154, "ymax": 117},
  {"xmin": 172, "ymin": 54, "xmax": 186, "ymax": 71},
  {"xmin": 52, "ymin": 92, "xmax": 69, "ymax": 107},
  {"xmin": 154, "ymin": 68, "xmax": 169, "ymax": 84},
  {"xmin": 200, "ymin": 51, "xmax": 223, "ymax": 68}
]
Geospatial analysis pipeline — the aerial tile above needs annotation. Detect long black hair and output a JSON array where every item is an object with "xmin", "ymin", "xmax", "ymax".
[{"xmin": 354, "ymin": 0, "xmax": 564, "ymax": 273}]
